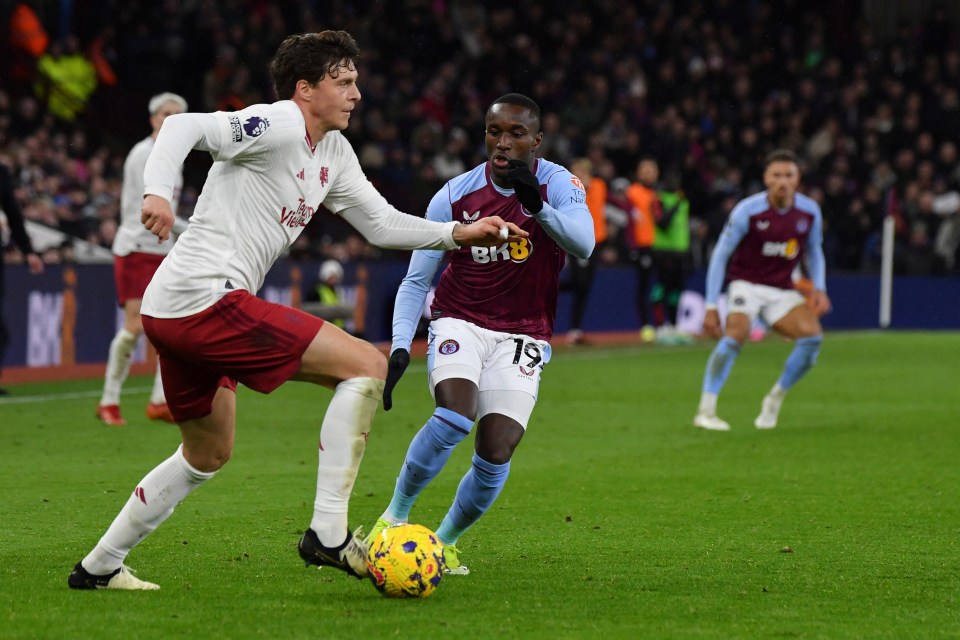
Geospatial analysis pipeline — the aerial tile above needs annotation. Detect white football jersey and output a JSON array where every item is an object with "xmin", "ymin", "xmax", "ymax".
[
  {"xmin": 141, "ymin": 100, "xmax": 453, "ymax": 318},
  {"xmin": 111, "ymin": 136, "xmax": 182, "ymax": 257}
]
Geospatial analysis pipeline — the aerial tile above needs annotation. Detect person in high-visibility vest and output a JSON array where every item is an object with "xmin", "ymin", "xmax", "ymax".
[{"xmin": 34, "ymin": 36, "xmax": 97, "ymax": 122}]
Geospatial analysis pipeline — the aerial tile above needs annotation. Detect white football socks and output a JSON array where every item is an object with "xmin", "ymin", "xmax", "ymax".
[
  {"xmin": 310, "ymin": 377, "xmax": 384, "ymax": 547},
  {"xmin": 100, "ymin": 328, "xmax": 137, "ymax": 406},
  {"xmin": 698, "ymin": 392, "xmax": 719, "ymax": 416},
  {"xmin": 149, "ymin": 361, "xmax": 166, "ymax": 405},
  {"xmin": 81, "ymin": 445, "xmax": 216, "ymax": 575},
  {"xmin": 767, "ymin": 383, "xmax": 787, "ymax": 401}
]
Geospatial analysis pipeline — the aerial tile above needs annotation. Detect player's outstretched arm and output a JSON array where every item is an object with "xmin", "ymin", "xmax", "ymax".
[
  {"xmin": 339, "ymin": 199, "xmax": 525, "ymax": 251},
  {"xmin": 452, "ymin": 215, "xmax": 526, "ymax": 246},
  {"xmin": 141, "ymin": 195, "xmax": 175, "ymax": 242}
]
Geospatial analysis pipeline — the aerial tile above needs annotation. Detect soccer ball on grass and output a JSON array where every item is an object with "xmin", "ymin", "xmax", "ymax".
[{"xmin": 366, "ymin": 524, "xmax": 445, "ymax": 598}]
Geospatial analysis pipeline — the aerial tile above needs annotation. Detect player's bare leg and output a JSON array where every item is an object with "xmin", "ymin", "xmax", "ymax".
[
  {"xmin": 70, "ymin": 388, "xmax": 234, "ymax": 589},
  {"xmin": 294, "ymin": 322, "xmax": 386, "ymax": 578},
  {"xmin": 756, "ymin": 305, "xmax": 823, "ymax": 429}
]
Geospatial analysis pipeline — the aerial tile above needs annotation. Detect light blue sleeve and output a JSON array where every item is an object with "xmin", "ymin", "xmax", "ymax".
[
  {"xmin": 805, "ymin": 206, "xmax": 827, "ymax": 292},
  {"xmin": 535, "ymin": 170, "xmax": 595, "ymax": 259},
  {"xmin": 390, "ymin": 187, "xmax": 451, "ymax": 353},
  {"xmin": 705, "ymin": 203, "xmax": 750, "ymax": 305}
]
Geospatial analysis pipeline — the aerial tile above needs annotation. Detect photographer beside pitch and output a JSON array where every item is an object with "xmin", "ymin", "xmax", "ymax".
[
  {"xmin": 693, "ymin": 149, "xmax": 830, "ymax": 432},
  {"xmin": 68, "ymin": 30, "xmax": 525, "ymax": 591},
  {"xmin": 367, "ymin": 93, "xmax": 595, "ymax": 574}
]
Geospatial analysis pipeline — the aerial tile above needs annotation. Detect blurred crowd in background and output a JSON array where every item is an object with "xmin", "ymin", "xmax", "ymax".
[{"xmin": 2, "ymin": 0, "xmax": 960, "ymax": 275}]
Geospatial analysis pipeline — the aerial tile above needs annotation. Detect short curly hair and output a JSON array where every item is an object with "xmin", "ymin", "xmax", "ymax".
[{"xmin": 269, "ymin": 31, "xmax": 361, "ymax": 100}]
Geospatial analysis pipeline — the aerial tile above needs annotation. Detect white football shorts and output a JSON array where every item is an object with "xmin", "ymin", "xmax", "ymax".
[
  {"xmin": 426, "ymin": 317, "xmax": 552, "ymax": 429},
  {"xmin": 726, "ymin": 279, "xmax": 806, "ymax": 326}
]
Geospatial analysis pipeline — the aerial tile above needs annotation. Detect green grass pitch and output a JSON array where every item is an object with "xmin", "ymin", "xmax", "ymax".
[{"xmin": 1, "ymin": 331, "xmax": 958, "ymax": 639}]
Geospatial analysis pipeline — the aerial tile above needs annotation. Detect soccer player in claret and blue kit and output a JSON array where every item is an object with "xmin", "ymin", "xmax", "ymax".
[
  {"xmin": 694, "ymin": 149, "xmax": 831, "ymax": 432},
  {"xmin": 367, "ymin": 93, "xmax": 595, "ymax": 574}
]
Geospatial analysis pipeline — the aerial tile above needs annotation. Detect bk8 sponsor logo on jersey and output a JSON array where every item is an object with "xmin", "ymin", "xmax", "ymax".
[
  {"xmin": 460, "ymin": 209, "xmax": 532, "ymax": 264},
  {"xmin": 761, "ymin": 238, "xmax": 799, "ymax": 259},
  {"xmin": 471, "ymin": 238, "xmax": 531, "ymax": 264}
]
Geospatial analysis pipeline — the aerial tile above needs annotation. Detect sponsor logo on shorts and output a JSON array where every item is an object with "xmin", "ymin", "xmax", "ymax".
[
  {"xmin": 439, "ymin": 339, "xmax": 459, "ymax": 355},
  {"xmin": 518, "ymin": 365, "xmax": 536, "ymax": 377},
  {"xmin": 229, "ymin": 116, "xmax": 242, "ymax": 142},
  {"xmin": 733, "ymin": 296, "xmax": 746, "ymax": 306},
  {"xmin": 243, "ymin": 116, "xmax": 270, "ymax": 137}
]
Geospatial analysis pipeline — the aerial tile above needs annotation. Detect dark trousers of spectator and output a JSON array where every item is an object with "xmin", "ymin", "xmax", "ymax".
[
  {"xmin": 632, "ymin": 247, "xmax": 653, "ymax": 327},
  {"xmin": 651, "ymin": 250, "xmax": 689, "ymax": 327},
  {"xmin": 560, "ymin": 255, "xmax": 594, "ymax": 332},
  {"xmin": 0, "ymin": 262, "xmax": 8, "ymax": 390}
]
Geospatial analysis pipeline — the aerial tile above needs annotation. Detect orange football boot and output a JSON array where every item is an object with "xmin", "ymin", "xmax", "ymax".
[
  {"xmin": 96, "ymin": 404, "xmax": 126, "ymax": 426},
  {"xmin": 145, "ymin": 402, "xmax": 176, "ymax": 423}
]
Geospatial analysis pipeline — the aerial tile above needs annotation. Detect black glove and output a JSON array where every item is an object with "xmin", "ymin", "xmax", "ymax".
[
  {"xmin": 505, "ymin": 159, "xmax": 543, "ymax": 214},
  {"xmin": 382, "ymin": 348, "xmax": 410, "ymax": 411}
]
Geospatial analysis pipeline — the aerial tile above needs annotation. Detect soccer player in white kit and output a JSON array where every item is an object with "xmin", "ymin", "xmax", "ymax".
[
  {"xmin": 68, "ymin": 30, "xmax": 526, "ymax": 591},
  {"xmin": 96, "ymin": 92, "xmax": 187, "ymax": 426}
]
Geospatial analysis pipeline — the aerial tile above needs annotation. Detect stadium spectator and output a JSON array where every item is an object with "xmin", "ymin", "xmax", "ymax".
[
  {"xmin": 367, "ymin": 93, "xmax": 594, "ymax": 575},
  {"xmin": 932, "ymin": 187, "xmax": 960, "ymax": 273},
  {"xmin": 562, "ymin": 156, "xmax": 607, "ymax": 345},
  {"xmin": 0, "ymin": 162, "xmax": 44, "ymax": 394},
  {"xmin": 33, "ymin": 36, "xmax": 97, "ymax": 123},
  {"xmin": 694, "ymin": 150, "xmax": 830, "ymax": 432},
  {"xmin": 625, "ymin": 158, "xmax": 659, "ymax": 341},
  {"xmin": 1, "ymin": 1, "xmax": 960, "ymax": 280},
  {"xmin": 650, "ymin": 171, "xmax": 693, "ymax": 345},
  {"xmin": 96, "ymin": 92, "xmax": 188, "ymax": 428},
  {"xmin": 301, "ymin": 259, "xmax": 355, "ymax": 332},
  {"xmin": 67, "ymin": 30, "xmax": 526, "ymax": 591}
]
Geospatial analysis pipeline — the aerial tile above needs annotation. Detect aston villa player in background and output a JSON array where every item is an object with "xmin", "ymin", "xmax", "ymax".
[
  {"xmin": 694, "ymin": 149, "xmax": 831, "ymax": 432},
  {"xmin": 366, "ymin": 93, "xmax": 595, "ymax": 575}
]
